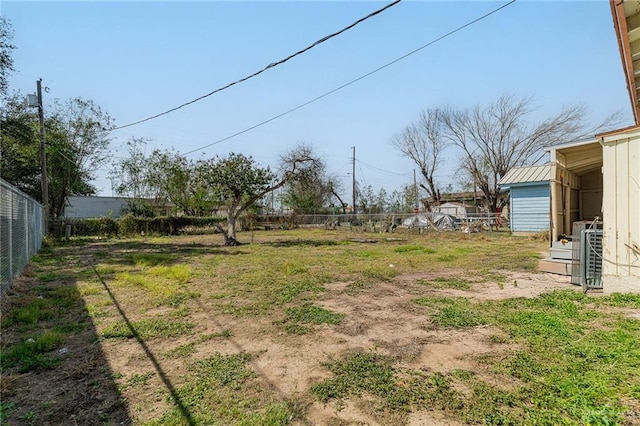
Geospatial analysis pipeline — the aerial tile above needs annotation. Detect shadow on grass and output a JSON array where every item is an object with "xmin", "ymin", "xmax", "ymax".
[
  {"xmin": 263, "ymin": 239, "xmax": 343, "ymax": 248},
  {"xmin": 84, "ymin": 239, "xmax": 249, "ymax": 267},
  {"xmin": 84, "ymin": 254, "xmax": 197, "ymax": 425},
  {"xmin": 0, "ymin": 247, "xmax": 130, "ymax": 424}
]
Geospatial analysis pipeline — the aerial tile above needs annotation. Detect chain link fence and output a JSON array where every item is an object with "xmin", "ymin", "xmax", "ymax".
[
  {"xmin": 260, "ymin": 211, "xmax": 511, "ymax": 231},
  {"xmin": 1, "ymin": 179, "xmax": 45, "ymax": 300}
]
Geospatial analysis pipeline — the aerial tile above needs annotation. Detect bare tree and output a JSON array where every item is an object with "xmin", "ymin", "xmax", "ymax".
[
  {"xmin": 440, "ymin": 94, "xmax": 622, "ymax": 211},
  {"xmin": 326, "ymin": 174, "xmax": 348, "ymax": 213},
  {"xmin": 392, "ymin": 108, "xmax": 448, "ymax": 210},
  {"xmin": 279, "ymin": 143, "xmax": 329, "ymax": 213}
]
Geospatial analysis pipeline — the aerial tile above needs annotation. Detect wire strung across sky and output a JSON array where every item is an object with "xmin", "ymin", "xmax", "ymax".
[
  {"xmin": 356, "ymin": 158, "xmax": 409, "ymax": 176},
  {"xmin": 180, "ymin": 0, "xmax": 517, "ymax": 157},
  {"xmin": 112, "ymin": 0, "xmax": 402, "ymax": 131}
]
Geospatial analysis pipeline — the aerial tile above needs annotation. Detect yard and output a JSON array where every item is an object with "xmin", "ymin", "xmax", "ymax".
[{"xmin": 1, "ymin": 229, "xmax": 640, "ymax": 425}]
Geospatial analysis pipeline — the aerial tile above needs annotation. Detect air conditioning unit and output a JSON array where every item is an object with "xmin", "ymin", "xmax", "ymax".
[{"xmin": 571, "ymin": 221, "xmax": 603, "ymax": 290}]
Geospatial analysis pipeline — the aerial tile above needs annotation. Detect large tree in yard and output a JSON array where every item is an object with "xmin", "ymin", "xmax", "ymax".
[
  {"xmin": 440, "ymin": 94, "xmax": 621, "ymax": 211},
  {"xmin": 1, "ymin": 95, "xmax": 113, "ymax": 217},
  {"xmin": 204, "ymin": 149, "xmax": 317, "ymax": 246},
  {"xmin": 0, "ymin": 17, "xmax": 15, "ymax": 98}
]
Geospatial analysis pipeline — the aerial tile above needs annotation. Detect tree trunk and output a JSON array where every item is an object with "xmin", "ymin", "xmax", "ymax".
[{"xmin": 217, "ymin": 212, "xmax": 241, "ymax": 246}]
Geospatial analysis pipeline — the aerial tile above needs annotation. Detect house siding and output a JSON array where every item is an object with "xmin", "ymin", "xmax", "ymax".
[
  {"xmin": 64, "ymin": 196, "xmax": 130, "ymax": 218},
  {"xmin": 509, "ymin": 184, "xmax": 549, "ymax": 232},
  {"xmin": 602, "ymin": 133, "xmax": 640, "ymax": 293}
]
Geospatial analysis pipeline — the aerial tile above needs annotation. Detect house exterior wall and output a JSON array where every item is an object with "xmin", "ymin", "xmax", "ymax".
[
  {"xmin": 508, "ymin": 183, "xmax": 549, "ymax": 232},
  {"xmin": 601, "ymin": 132, "xmax": 640, "ymax": 293},
  {"xmin": 64, "ymin": 196, "xmax": 129, "ymax": 218},
  {"xmin": 435, "ymin": 202, "xmax": 476, "ymax": 218}
]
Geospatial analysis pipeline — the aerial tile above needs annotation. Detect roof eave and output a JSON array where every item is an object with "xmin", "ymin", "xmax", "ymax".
[{"xmin": 611, "ymin": 0, "xmax": 640, "ymax": 124}]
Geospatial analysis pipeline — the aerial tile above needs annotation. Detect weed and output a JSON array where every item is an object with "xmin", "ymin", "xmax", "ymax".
[
  {"xmin": 86, "ymin": 304, "xmax": 111, "ymax": 318},
  {"xmin": 196, "ymin": 329, "xmax": 233, "ymax": 343},
  {"xmin": 100, "ymin": 319, "xmax": 193, "ymax": 340},
  {"xmin": 436, "ymin": 254, "xmax": 457, "ymax": 262},
  {"xmin": 414, "ymin": 297, "xmax": 487, "ymax": 328},
  {"xmin": 37, "ymin": 272, "xmax": 58, "ymax": 282},
  {"xmin": 1, "ymin": 331, "xmax": 65, "ymax": 372},
  {"xmin": 127, "ymin": 372, "xmax": 154, "ymax": 387},
  {"xmin": 164, "ymin": 343, "xmax": 196, "ymax": 359},
  {"xmin": 191, "ymin": 352, "xmax": 255, "ymax": 389},
  {"xmin": 394, "ymin": 245, "xmax": 436, "ymax": 254},
  {"xmin": 416, "ymin": 276, "xmax": 471, "ymax": 290},
  {"xmin": 0, "ymin": 402, "xmax": 15, "ymax": 424},
  {"xmin": 162, "ymin": 291, "xmax": 199, "ymax": 308},
  {"xmin": 128, "ymin": 252, "xmax": 178, "ymax": 266},
  {"xmin": 2, "ymin": 299, "xmax": 55, "ymax": 327},
  {"xmin": 276, "ymin": 304, "xmax": 344, "ymax": 335},
  {"xmin": 594, "ymin": 292, "xmax": 640, "ymax": 308},
  {"xmin": 148, "ymin": 265, "xmax": 191, "ymax": 283},
  {"xmin": 77, "ymin": 284, "xmax": 102, "ymax": 296}
]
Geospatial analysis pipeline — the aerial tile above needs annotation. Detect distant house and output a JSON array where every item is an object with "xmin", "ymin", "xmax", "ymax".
[
  {"xmin": 64, "ymin": 196, "xmax": 130, "ymax": 218},
  {"xmin": 435, "ymin": 202, "xmax": 477, "ymax": 219},
  {"xmin": 499, "ymin": 165, "xmax": 550, "ymax": 234},
  {"xmin": 63, "ymin": 196, "xmax": 173, "ymax": 218}
]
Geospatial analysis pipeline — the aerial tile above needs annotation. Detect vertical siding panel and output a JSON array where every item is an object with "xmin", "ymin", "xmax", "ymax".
[
  {"xmin": 616, "ymin": 139, "xmax": 630, "ymax": 275},
  {"xmin": 629, "ymin": 137, "xmax": 640, "ymax": 277},
  {"xmin": 603, "ymin": 141, "xmax": 618, "ymax": 277}
]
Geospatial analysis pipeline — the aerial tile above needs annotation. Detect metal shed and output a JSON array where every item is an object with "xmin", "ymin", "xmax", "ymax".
[{"xmin": 500, "ymin": 165, "xmax": 550, "ymax": 233}]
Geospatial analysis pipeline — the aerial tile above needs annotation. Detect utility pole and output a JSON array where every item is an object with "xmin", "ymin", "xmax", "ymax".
[
  {"xmin": 36, "ymin": 79, "xmax": 49, "ymax": 224},
  {"xmin": 351, "ymin": 146, "xmax": 356, "ymax": 215}
]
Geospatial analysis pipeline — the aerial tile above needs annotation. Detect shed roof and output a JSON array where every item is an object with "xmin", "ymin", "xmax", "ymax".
[{"xmin": 499, "ymin": 165, "xmax": 550, "ymax": 185}]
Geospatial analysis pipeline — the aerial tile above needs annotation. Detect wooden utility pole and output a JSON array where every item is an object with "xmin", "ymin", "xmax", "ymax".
[
  {"xmin": 36, "ymin": 79, "xmax": 49, "ymax": 223},
  {"xmin": 351, "ymin": 146, "xmax": 356, "ymax": 214}
]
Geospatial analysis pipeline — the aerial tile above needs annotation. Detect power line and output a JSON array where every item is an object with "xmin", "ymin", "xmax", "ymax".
[
  {"xmin": 181, "ymin": 0, "xmax": 517, "ymax": 157},
  {"xmin": 112, "ymin": 0, "xmax": 402, "ymax": 131},
  {"xmin": 355, "ymin": 158, "xmax": 409, "ymax": 176}
]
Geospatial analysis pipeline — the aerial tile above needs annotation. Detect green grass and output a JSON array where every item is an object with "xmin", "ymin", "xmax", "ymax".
[
  {"xmin": 128, "ymin": 252, "xmax": 179, "ymax": 266},
  {"xmin": 164, "ymin": 343, "xmax": 197, "ymax": 359},
  {"xmin": 100, "ymin": 318, "xmax": 194, "ymax": 340},
  {"xmin": 146, "ymin": 352, "xmax": 297, "ymax": 425},
  {"xmin": 416, "ymin": 276, "xmax": 472, "ymax": 290},
  {"xmin": 1, "ymin": 331, "xmax": 65, "ymax": 373},
  {"xmin": 414, "ymin": 297, "xmax": 487, "ymax": 328},
  {"xmin": 394, "ymin": 245, "xmax": 436, "ymax": 254},
  {"xmin": 275, "ymin": 304, "xmax": 344, "ymax": 335},
  {"xmin": 5, "ymin": 230, "xmax": 640, "ymax": 425}
]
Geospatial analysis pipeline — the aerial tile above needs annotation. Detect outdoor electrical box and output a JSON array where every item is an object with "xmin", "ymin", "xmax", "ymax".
[{"xmin": 26, "ymin": 94, "xmax": 38, "ymax": 107}]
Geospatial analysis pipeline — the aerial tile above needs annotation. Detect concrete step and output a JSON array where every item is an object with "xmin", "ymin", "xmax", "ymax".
[
  {"xmin": 550, "ymin": 247, "xmax": 573, "ymax": 260},
  {"xmin": 539, "ymin": 258, "xmax": 572, "ymax": 276}
]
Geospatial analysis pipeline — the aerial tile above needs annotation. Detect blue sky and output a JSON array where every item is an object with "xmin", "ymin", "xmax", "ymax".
[{"xmin": 3, "ymin": 1, "xmax": 632, "ymax": 199}]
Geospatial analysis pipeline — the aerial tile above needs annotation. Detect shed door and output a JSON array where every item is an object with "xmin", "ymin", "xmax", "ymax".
[{"xmin": 511, "ymin": 185, "xmax": 549, "ymax": 232}]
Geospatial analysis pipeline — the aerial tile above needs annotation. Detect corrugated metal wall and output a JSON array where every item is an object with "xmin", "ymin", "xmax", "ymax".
[{"xmin": 510, "ymin": 184, "xmax": 549, "ymax": 232}]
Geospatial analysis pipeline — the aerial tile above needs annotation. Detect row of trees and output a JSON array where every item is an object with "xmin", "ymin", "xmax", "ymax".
[{"xmin": 110, "ymin": 140, "xmax": 330, "ymax": 244}]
